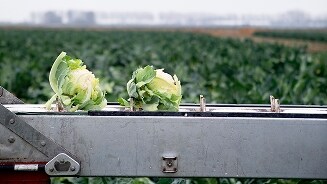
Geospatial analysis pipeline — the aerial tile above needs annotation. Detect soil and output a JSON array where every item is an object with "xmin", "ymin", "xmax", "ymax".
[{"xmin": 188, "ymin": 27, "xmax": 327, "ymax": 53}]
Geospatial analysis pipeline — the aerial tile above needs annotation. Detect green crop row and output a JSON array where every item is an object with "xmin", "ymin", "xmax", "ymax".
[
  {"xmin": 0, "ymin": 29, "xmax": 326, "ymax": 105},
  {"xmin": 253, "ymin": 30, "xmax": 327, "ymax": 42}
]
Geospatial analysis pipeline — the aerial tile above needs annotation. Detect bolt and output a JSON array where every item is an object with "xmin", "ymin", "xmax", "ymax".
[
  {"xmin": 8, "ymin": 136, "xmax": 15, "ymax": 143},
  {"xmin": 70, "ymin": 166, "xmax": 76, "ymax": 171},
  {"xmin": 9, "ymin": 118, "xmax": 15, "ymax": 124},
  {"xmin": 49, "ymin": 168, "xmax": 54, "ymax": 172},
  {"xmin": 40, "ymin": 141, "xmax": 46, "ymax": 146}
]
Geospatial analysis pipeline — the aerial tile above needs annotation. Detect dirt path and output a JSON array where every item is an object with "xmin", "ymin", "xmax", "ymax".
[{"xmin": 190, "ymin": 28, "xmax": 327, "ymax": 53}]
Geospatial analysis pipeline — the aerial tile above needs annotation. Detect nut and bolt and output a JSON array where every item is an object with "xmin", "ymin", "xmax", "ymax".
[
  {"xmin": 8, "ymin": 136, "xmax": 15, "ymax": 143},
  {"xmin": 9, "ymin": 118, "xmax": 15, "ymax": 124}
]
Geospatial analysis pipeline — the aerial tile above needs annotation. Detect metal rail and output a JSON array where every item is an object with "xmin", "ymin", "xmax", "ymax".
[
  {"xmin": 0, "ymin": 109, "xmax": 326, "ymax": 178},
  {"xmin": 5, "ymin": 104, "xmax": 327, "ymax": 114}
]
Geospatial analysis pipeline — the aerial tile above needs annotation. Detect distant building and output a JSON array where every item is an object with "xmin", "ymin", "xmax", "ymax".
[
  {"xmin": 29, "ymin": 10, "xmax": 327, "ymax": 28},
  {"xmin": 97, "ymin": 12, "xmax": 153, "ymax": 25},
  {"xmin": 32, "ymin": 11, "xmax": 62, "ymax": 25},
  {"xmin": 67, "ymin": 11, "xmax": 96, "ymax": 25}
]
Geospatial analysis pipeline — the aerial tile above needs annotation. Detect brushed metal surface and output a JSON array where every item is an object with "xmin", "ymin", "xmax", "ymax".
[{"xmin": 15, "ymin": 115, "xmax": 327, "ymax": 178}]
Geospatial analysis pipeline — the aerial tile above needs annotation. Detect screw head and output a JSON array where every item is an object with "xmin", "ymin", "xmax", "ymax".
[
  {"xmin": 49, "ymin": 168, "xmax": 54, "ymax": 172},
  {"xmin": 9, "ymin": 119, "xmax": 15, "ymax": 124},
  {"xmin": 8, "ymin": 136, "xmax": 15, "ymax": 143},
  {"xmin": 70, "ymin": 166, "xmax": 76, "ymax": 171}
]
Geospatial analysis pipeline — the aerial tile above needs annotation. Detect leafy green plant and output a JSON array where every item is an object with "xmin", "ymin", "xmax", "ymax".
[
  {"xmin": 118, "ymin": 65, "xmax": 182, "ymax": 111},
  {"xmin": 45, "ymin": 51, "xmax": 107, "ymax": 111}
]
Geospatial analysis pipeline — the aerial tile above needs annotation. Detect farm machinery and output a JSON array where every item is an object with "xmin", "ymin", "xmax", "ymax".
[{"xmin": 0, "ymin": 85, "xmax": 326, "ymax": 183}]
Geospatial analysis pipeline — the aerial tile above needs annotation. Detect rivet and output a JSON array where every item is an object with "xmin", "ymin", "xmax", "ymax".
[
  {"xmin": 40, "ymin": 141, "xmax": 46, "ymax": 146},
  {"xmin": 70, "ymin": 166, "xmax": 76, "ymax": 171},
  {"xmin": 166, "ymin": 161, "xmax": 173, "ymax": 167},
  {"xmin": 8, "ymin": 136, "xmax": 15, "ymax": 143},
  {"xmin": 9, "ymin": 119, "xmax": 15, "ymax": 124}
]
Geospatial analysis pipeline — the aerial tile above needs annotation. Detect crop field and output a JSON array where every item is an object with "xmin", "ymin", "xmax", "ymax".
[
  {"xmin": 1, "ymin": 28, "xmax": 327, "ymax": 106},
  {"xmin": 0, "ymin": 28, "xmax": 327, "ymax": 184}
]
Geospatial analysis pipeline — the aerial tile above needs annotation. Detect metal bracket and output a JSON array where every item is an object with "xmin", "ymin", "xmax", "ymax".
[
  {"xmin": 129, "ymin": 97, "xmax": 135, "ymax": 111},
  {"xmin": 270, "ymin": 95, "xmax": 281, "ymax": 113},
  {"xmin": 45, "ymin": 153, "xmax": 80, "ymax": 175},
  {"xmin": 0, "ymin": 103, "xmax": 80, "ymax": 175},
  {"xmin": 0, "ymin": 86, "xmax": 24, "ymax": 104},
  {"xmin": 162, "ymin": 156, "xmax": 178, "ymax": 173},
  {"xmin": 199, "ymin": 95, "xmax": 206, "ymax": 112}
]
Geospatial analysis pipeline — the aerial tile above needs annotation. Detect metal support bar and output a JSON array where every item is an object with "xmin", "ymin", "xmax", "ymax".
[
  {"xmin": 0, "ymin": 86, "xmax": 24, "ymax": 104},
  {"xmin": 0, "ymin": 104, "xmax": 80, "ymax": 175}
]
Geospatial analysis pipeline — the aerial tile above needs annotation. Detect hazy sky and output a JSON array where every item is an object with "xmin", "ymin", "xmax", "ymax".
[{"xmin": 0, "ymin": 0, "xmax": 326, "ymax": 22}]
